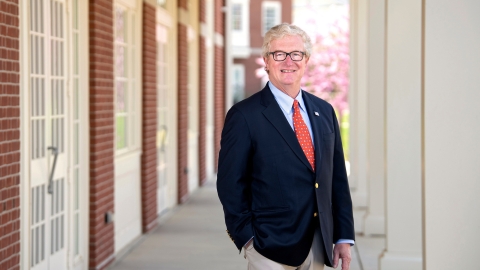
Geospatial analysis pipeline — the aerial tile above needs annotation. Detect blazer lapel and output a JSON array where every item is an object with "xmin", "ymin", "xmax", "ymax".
[
  {"xmin": 302, "ymin": 91, "xmax": 323, "ymax": 176},
  {"xmin": 260, "ymin": 86, "xmax": 314, "ymax": 172}
]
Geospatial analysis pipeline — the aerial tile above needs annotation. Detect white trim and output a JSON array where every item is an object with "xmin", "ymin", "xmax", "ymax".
[
  {"xmin": 19, "ymin": 0, "xmax": 29, "ymax": 268},
  {"xmin": 116, "ymin": 0, "xmax": 136, "ymax": 9},
  {"xmin": 73, "ymin": 0, "xmax": 90, "ymax": 268},
  {"xmin": 205, "ymin": 0, "xmax": 216, "ymax": 182},
  {"xmin": 156, "ymin": 6, "xmax": 173, "ymax": 28},
  {"xmin": 215, "ymin": 32, "xmax": 224, "ymax": 47},
  {"xmin": 200, "ymin": 22, "xmax": 208, "ymax": 38}
]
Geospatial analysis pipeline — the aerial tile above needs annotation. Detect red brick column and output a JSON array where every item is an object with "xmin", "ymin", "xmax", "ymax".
[
  {"xmin": 141, "ymin": 2, "xmax": 158, "ymax": 233},
  {"xmin": 89, "ymin": 0, "xmax": 115, "ymax": 269},
  {"xmin": 0, "ymin": 1, "xmax": 21, "ymax": 269},
  {"xmin": 177, "ymin": 1, "xmax": 189, "ymax": 203},
  {"xmin": 214, "ymin": 0, "xmax": 225, "ymax": 171},
  {"xmin": 198, "ymin": 0, "xmax": 207, "ymax": 185}
]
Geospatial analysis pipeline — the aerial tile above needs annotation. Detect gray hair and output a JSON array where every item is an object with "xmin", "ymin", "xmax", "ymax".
[{"xmin": 262, "ymin": 23, "xmax": 312, "ymax": 58}]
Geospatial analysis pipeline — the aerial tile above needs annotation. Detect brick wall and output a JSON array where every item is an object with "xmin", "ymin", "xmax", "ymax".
[
  {"xmin": 89, "ymin": 0, "xmax": 115, "ymax": 269},
  {"xmin": 214, "ymin": 0, "xmax": 225, "ymax": 171},
  {"xmin": 177, "ymin": 7, "xmax": 189, "ymax": 203},
  {"xmin": 198, "ymin": 0, "xmax": 207, "ymax": 185},
  {"xmin": 178, "ymin": 0, "xmax": 188, "ymax": 10},
  {"xmin": 0, "ymin": 1, "xmax": 21, "ymax": 269},
  {"xmin": 141, "ymin": 2, "xmax": 158, "ymax": 233}
]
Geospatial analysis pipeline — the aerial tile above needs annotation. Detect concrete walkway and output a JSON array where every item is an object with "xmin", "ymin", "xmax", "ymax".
[{"xmin": 108, "ymin": 180, "xmax": 384, "ymax": 270}]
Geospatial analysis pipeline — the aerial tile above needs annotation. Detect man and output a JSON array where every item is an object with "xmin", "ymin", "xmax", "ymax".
[{"xmin": 217, "ymin": 23, "xmax": 354, "ymax": 270}]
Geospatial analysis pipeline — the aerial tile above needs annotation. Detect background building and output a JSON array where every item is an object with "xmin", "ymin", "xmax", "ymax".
[
  {"xmin": 227, "ymin": 0, "xmax": 293, "ymax": 105},
  {"xmin": 0, "ymin": 0, "xmax": 225, "ymax": 269}
]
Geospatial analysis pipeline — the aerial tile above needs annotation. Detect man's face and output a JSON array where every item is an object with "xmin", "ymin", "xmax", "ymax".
[{"xmin": 263, "ymin": 35, "xmax": 309, "ymax": 91}]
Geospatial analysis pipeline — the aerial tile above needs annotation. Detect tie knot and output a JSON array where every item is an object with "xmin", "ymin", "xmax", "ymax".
[{"xmin": 293, "ymin": 99, "xmax": 299, "ymax": 109}]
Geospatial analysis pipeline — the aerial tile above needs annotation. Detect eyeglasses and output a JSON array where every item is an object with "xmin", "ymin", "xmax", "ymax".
[{"xmin": 268, "ymin": 51, "xmax": 306, "ymax": 61}]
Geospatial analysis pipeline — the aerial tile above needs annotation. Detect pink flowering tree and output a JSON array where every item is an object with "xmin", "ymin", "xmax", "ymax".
[
  {"xmin": 301, "ymin": 13, "xmax": 349, "ymax": 118},
  {"xmin": 256, "ymin": 6, "xmax": 350, "ymax": 118}
]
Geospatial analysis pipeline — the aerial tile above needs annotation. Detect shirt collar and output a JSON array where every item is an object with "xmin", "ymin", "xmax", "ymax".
[{"xmin": 268, "ymin": 81, "xmax": 307, "ymax": 114}]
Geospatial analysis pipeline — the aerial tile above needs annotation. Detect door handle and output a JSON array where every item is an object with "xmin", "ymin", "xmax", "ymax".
[{"xmin": 47, "ymin": 146, "xmax": 58, "ymax": 194}]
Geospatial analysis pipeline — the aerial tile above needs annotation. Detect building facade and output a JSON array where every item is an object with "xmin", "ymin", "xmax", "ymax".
[
  {"xmin": 0, "ymin": 0, "xmax": 225, "ymax": 269},
  {"xmin": 228, "ymin": 0, "xmax": 292, "ymax": 105}
]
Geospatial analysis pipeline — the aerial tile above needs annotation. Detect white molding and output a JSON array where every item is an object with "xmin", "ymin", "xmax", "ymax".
[
  {"xmin": 19, "ymin": 0, "xmax": 30, "ymax": 268},
  {"xmin": 156, "ymin": 6, "xmax": 173, "ymax": 27},
  {"xmin": 117, "ymin": 0, "xmax": 136, "ymax": 9},
  {"xmin": 231, "ymin": 46, "xmax": 250, "ymax": 58},
  {"xmin": 77, "ymin": 0, "xmax": 90, "ymax": 268},
  {"xmin": 200, "ymin": 22, "xmax": 208, "ymax": 38},
  {"xmin": 215, "ymin": 32, "xmax": 224, "ymax": 47}
]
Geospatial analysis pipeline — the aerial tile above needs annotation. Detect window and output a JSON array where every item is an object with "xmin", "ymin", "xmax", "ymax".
[
  {"xmin": 232, "ymin": 64, "xmax": 245, "ymax": 104},
  {"xmin": 262, "ymin": 1, "xmax": 281, "ymax": 35},
  {"xmin": 232, "ymin": 3, "xmax": 242, "ymax": 31},
  {"xmin": 114, "ymin": 5, "xmax": 137, "ymax": 151}
]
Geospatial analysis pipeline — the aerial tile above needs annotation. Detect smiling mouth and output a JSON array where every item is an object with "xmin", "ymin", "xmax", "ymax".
[{"xmin": 281, "ymin": 69, "xmax": 296, "ymax": 73}]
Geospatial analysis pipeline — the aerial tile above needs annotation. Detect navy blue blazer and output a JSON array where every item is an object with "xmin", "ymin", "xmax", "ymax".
[{"xmin": 217, "ymin": 84, "xmax": 354, "ymax": 267}]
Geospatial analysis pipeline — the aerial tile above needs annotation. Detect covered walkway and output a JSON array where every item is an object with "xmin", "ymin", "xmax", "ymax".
[{"xmin": 108, "ymin": 182, "xmax": 383, "ymax": 270}]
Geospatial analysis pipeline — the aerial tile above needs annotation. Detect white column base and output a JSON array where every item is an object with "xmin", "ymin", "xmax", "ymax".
[
  {"xmin": 379, "ymin": 251, "xmax": 422, "ymax": 270},
  {"xmin": 353, "ymin": 208, "xmax": 365, "ymax": 233},
  {"xmin": 351, "ymin": 191, "xmax": 368, "ymax": 208},
  {"xmin": 363, "ymin": 214, "xmax": 385, "ymax": 236}
]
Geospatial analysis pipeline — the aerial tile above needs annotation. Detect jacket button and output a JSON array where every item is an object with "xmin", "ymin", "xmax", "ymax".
[
  {"xmin": 315, "ymin": 183, "xmax": 318, "ymax": 188},
  {"xmin": 314, "ymin": 212, "xmax": 318, "ymax": 217}
]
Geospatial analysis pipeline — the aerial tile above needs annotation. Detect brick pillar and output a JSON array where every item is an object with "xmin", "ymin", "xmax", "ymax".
[
  {"xmin": 198, "ymin": 0, "xmax": 207, "ymax": 185},
  {"xmin": 141, "ymin": 2, "xmax": 158, "ymax": 233},
  {"xmin": 177, "ymin": 0, "xmax": 189, "ymax": 203},
  {"xmin": 89, "ymin": 0, "xmax": 115, "ymax": 269},
  {"xmin": 214, "ymin": 0, "xmax": 225, "ymax": 171},
  {"xmin": 0, "ymin": 1, "xmax": 21, "ymax": 269}
]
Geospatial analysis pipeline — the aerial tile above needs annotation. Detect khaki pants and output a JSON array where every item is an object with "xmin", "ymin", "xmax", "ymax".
[{"xmin": 244, "ymin": 228, "xmax": 325, "ymax": 270}]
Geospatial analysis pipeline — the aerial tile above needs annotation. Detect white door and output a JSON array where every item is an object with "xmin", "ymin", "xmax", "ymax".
[
  {"xmin": 28, "ymin": 1, "xmax": 68, "ymax": 269},
  {"xmin": 157, "ymin": 24, "xmax": 169, "ymax": 214},
  {"xmin": 187, "ymin": 23, "xmax": 199, "ymax": 194}
]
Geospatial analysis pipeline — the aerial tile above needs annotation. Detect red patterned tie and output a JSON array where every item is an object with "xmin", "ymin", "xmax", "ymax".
[{"xmin": 293, "ymin": 100, "xmax": 315, "ymax": 171}]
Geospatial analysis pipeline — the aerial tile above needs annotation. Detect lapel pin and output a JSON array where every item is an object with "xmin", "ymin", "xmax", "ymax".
[{"xmin": 314, "ymin": 111, "xmax": 319, "ymax": 116}]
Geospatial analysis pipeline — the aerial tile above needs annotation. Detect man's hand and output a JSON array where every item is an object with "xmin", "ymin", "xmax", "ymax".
[{"xmin": 333, "ymin": 243, "xmax": 351, "ymax": 270}]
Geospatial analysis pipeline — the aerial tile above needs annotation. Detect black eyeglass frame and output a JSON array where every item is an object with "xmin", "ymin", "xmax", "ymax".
[{"xmin": 268, "ymin": 51, "xmax": 306, "ymax": 62}]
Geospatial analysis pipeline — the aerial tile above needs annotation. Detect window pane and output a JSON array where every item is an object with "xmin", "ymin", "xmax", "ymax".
[
  {"xmin": 116, "ymin": 45, "xmax": 125, "ymax": 77},
  {"xmin": 115, "ymin": 7, "xmax": 125, "ymax": 42},
  {"xmin": 116, "ymin": 115, "xmax": 127, "ymax": 149},
  {"xmin": 232, "ymin": 4, "xmax": 242, "ymax": 30},
  {"xmin": 116, "ymin": 81, "xmax": 127, "ymax": 113}
]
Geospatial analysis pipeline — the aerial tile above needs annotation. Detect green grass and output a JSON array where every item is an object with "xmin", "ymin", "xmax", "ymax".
[
  {"xmin": 339, "ymin": 111, "xmax": 350, "ymax": 161},
  {"xmin": 116, "ymin": 116, "xmax": 126, "ymax": 149}
]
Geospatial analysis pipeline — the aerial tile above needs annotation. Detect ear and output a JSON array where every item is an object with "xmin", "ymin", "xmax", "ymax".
[{"xmin": 304, "ymin": 56, "xmax": 310, "ymax": 65}]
